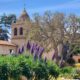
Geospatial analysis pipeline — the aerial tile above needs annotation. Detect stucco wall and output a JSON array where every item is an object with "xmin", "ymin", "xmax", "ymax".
[
  {"xmin": 12, "ymin": 38, "xmax": 26, "ymax": 52},
  {"xmin": 0, "ymin": 45, "xmax": 17, "ymax": 55}
]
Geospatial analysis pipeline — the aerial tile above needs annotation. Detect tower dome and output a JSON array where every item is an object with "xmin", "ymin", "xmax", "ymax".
[{"xmin": 19, "ymin": 9, "xmax": 30, "ymax": 21}]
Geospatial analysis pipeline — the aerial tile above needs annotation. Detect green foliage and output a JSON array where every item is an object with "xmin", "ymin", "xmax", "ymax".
[
  {"xmin": 0, "ymin": 14, "xmax": 16, "ymax": 25},
  {"xmin": 0, "ymin": 54, "xmax": 78, "ymax": 80},
  {"xmin": 0, "ymin": 55, "xmax": 59, "ymax": 79},
  {"xmin": 0, "ymin": 63, "xmax": 9, "ymax": 80},
  {"xmin": 61, "ymin": 67, "xmax": 74, "ymax": 74},
  {"xmin": 33, "ymin": 62, "xmax": 48, "ymax": 79},
  {"xmin": 46, "ymin": 61, "xmax": 60, "ymax": 78},
  {"xmin": 72, "ymin": 69, "xmax": 80, "ymax": 79},
  {"xmin": 19, "ymin": 61, "xmax": 32, "ymax": 79},
  {"xmin": 60, "ymin": 67, "xmax": 77, "ymax": 79},
  {"xmin": 0, "ymin": 14, "xmax": 16, "ymax": 40},
  {"xmin": 48, "ymin": 65, "xmax": 60, "ymax": 78},
  {"xmin": 73, "ymin": 47, "xmax": 80, "ymax": 55},
  {"xmin": 71, "ymin": 44, "xmax": 80, "ymax": 55}
]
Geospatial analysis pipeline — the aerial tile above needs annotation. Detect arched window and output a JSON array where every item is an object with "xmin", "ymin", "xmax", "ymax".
[
  {"xmin": 14, "ymin": 28, "xmax": 17, "ymax": 35},
  {"xmin": 20, "ymin": 27, "xmax": 23, "ymax": 35}
]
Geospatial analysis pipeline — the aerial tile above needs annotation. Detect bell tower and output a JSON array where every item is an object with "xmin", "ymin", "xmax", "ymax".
[{"xmin": 11, "ymin": 9, "xmax": 30, "ymax": 53}]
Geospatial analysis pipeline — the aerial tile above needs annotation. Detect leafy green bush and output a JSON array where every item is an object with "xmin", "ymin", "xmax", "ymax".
[
  {"xmin": 72, "ymin": 45, "xmax": 80, "ymax": 55},
  {"xmin": 19, "ymin": 61, "xmax": 32, "ymax": 79},
  {"xmin": 72, "ymin": 69, "xmax": 80, "ymax": 79},
  {"xmin": 61, "ymin": 67, "xmax": 74, "ymax": 74},
  {"xmin": 0, "ymin": 63, "xmax": 9, "ymax": 80},
  {"xmin": 33, "ymin": 63, "xmax": 48, "ymax": 80},
  {"xmin": 0, "ymin": 55, "xmax": 59, "ymax": 80},
  {"xmin": 0, "ymin": 54, "xmax": 78, "ymax": 80}
]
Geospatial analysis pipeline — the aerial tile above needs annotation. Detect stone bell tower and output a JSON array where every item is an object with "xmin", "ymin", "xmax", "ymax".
[{"xmin": 11, "ymin": 9, "xmax": 31, "ymax": 53}]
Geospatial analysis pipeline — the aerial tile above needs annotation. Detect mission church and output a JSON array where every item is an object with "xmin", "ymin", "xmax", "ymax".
[
  {"xmin": 0, "ymin": 8, "xmax": 80, "ymax": 63},
  {"xmin": 0, "ymin": 9, "xmax": 31, "ymax": 55}
]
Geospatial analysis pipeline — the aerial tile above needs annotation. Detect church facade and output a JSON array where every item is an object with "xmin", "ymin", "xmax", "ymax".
[
  {"xmin": 0, "ymin": 9, "xmax": 31, "ymax": 55},
  {"xmin": 11, "ymin": 9, "xmax": 31, "ymax": 53}
]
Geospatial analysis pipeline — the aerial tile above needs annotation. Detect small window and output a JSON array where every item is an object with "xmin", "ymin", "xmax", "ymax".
[
  {"xmin": 19, "ymin": 27, "xmax": 23, "ymax": 35},
  {"xmin": 14, "ymin": 28, "xmax": 17, "ymax": 35},
  {"xmin": 9, "ymin": 49, "xmax": 13, "ymax": 54}
]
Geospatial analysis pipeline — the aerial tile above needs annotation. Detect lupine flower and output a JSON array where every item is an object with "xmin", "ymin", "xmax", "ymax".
[
  {"xmin": 30, "ymin": 46, "xmax": 34, "ymax": 54},
  {"xmin": 34, "ymin": 47, "xmax": 38, "ymax": 55},
  {"xmin": 36, "ymin": 45, "xmax": 40, "ymax": 53},
  {"xmin": 18, "ymin": 48, "xmax": 21, "ymax": 54},
  {"xmin": 26, "ymin": 41, "xmax": 31, "ymax": 50},
  {"xmin": 31, "ymin": 43, "xmax": 39, "ymax": 55},
  {"xmin": 41, "ymin": 47, "xmax": 44, "ymax": 53},
  {"xmin": 38, "ymin": 47, "xmax": 44, "ymax": 59},
  {"xmin": 21, "ymin": 46, "xmax": 24, "ymax": 53},
  {"xmin": 26, "ymin": 41, "xmax": 45, "ymax": 61},
  {"xmin": 34, "ymin": 43, "xmax": 38, "ymax": 48},
  {"xmin": 30, "ymin": 43, "xmax": 34, "ymax": 54},
  {"xmin": 33, "ymin": 53, "xmax": 37, "ymax": 61},
  {"xmin": 33, "ymin": 45, "xmax": 40, "ymax": 60},
  {"xmin": 32, "ymin": 43, "xmax": 37, "ymax": 51},
  {"xmin": 52, "ymin": 53, "xmax": 55, "ymax": 60}
]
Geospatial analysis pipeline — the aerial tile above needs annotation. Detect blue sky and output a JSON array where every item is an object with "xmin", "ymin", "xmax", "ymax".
[{"xmin": 0, "ymin": 0, "xmax": 80, "ymax": 17}]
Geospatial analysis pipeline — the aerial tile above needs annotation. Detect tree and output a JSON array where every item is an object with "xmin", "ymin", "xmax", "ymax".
[
  {"xmin": 0, "ymin": 14, "xmax": 16, "ymax": 41},
  {"xmin": 29, "ymin": 11, "xmax": 80, "ymax": 65},
  {"xmin": 64, "ymin": 14, "xmax": 80, "ymax": 60},
  {"xmin": 0, "ymin": 27, "xmax": 9, "ymax": 41},
  {"xmin": 29, "ymin": 11, "xmax": 65, "ymax": 64}
]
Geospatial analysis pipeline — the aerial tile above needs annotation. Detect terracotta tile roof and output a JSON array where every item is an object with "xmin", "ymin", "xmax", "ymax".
[
  {"xmin": 73, "ymin": 55, "xmax": 80, "ymax": 62},
  {"xmin": 0, "ymin": 40, "xmax": 17, "ymax": 47},
  {"xmin": 73, "ymin": 55, "xmax": 80, "ymax": 59}
]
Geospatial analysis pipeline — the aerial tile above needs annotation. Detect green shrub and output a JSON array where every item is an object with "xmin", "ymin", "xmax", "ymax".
[
  {"xmin": 19, "ymin": 61, "xmax": 32, "ymax": 79},
  {"xmin": 0, "ymin": 54, "xmax": 78, "ymax": 80},
  {"xmin": 0, "ymin": 63, "xmax": 9, "ymax": 80},
  {"xmin": 72, "ymin": 69, "xmax": 80, "ymax": 79},
  {"xmin": 33, "ymin": 63, "xmax": 48, "ymax": 80}
]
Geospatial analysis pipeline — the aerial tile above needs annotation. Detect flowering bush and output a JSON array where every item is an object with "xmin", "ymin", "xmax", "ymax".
[{"xmin": 18, "ymin": 41, "xmax": 45, "ymax": 61}]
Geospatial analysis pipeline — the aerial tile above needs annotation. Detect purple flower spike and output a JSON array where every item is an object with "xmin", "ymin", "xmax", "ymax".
[
  {"xmin": 52, "ymin": 53, "xmax": 55, "ymax": 60},
  {"xmin": 18, "ymin": 48, "xmax": 22, "ymax": 54},
  {"xmin": 41, "ymin": 47, "xmax": 44, "ymax": 53},
  {"xmin": 34, "ymin": 48, "xmax": 38, "ymax": 55},
  {"xmin": 30, "ymin": 44, "xmax": 34, "ymax": 54},
  {"xmin": 26, "ymin": 41, "xmax": 31, "ymax": 50},
  {"xmin": 34, "ymin": 43, "xmax": 37, "ymax": 48},
  {"xmin": 18, "ymin": 49, "xmax": 20, "ymax": 54},
  {"xmin": 22, "ymin": 46, "xmax": 24, "ymax": 53},
  {"xmin": 38, "ymin": 47, "xmax": 44, "ymax": 59},
  {"xmin": 33, "ymin": 43, "xmax": 38, "ymax": 51},
  {"xmin": 36, "ymin": 46, "xmax": 40, "ymax": 52},
  {"xmin": 34, "ymin": 53, "xmax": 37, "ymax": 61},
  {"xmin": 31, "ymin": 48, "xmax": 34, "ymax": 54}
]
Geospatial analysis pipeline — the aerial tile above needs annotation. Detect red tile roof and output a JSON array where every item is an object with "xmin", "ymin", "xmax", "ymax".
[{"xmin": 0, "ymin": 40, "xmax": 17, "ymax": 47}]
